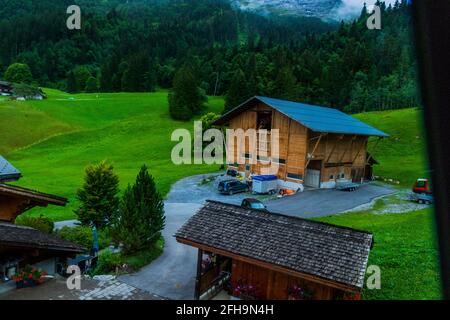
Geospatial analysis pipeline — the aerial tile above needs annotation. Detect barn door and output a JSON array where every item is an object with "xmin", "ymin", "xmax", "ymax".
[{"xmin": 305, "ymin": 169, "xmax": 321, "ymax": 188}]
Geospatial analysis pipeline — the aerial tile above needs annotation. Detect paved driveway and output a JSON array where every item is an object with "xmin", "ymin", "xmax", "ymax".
[
  {"xmin": 119, "ymin": 203, "xmax": 201, "ymax": 300},
  {"xmin": 265, "ymin": 183, "xmax": 396, "ymax": 218}
]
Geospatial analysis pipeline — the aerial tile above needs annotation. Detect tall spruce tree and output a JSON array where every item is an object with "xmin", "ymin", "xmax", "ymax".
[
  {"xmin": 75, "ymin": 161, "xmax": 120, "ymax": 229},
  {"xmin": 66, "ymin": 70, "xmax": 78, "ymax": 93},
  {"xmin": 111, "ymin": 165, "xmax": 165, "ymax": 254},
  {"xmin": 272, "ymin": 67, "xmax": 298, "ymax": 101},
  {"xmin": 168, "ymin": 66, "xmax": 205, "ymax": 121},
  {"xmin": 224, "ymin": 69, "xmax": 252, "ymax": 113}
]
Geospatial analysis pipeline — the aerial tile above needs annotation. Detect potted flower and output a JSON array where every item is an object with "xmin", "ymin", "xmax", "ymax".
[
  {"xmin": 13, "ymin": 266, "xmax": 47, "ymax": 289},
  {"xmin": 287, "ymin": 284, "xmax": 314, "ymax": 300},
  {"xmin": 232, "ymin": 281, "xmax": 259, "ymax": 300}
]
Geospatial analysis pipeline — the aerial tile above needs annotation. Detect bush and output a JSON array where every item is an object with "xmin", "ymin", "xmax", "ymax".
[
  {"xmin": 91, "ymin": 238, "xmax": 164, "ymax": 275},
  {"xmin": 15, "ymin": 215, "xmax": 54, "ymax": 234},
  {"xmin": 56, "ymin": 225, "xmax": 111, "ymax": 250},
  {"xmin": 93, "ymin": 250, "xmax": 122, "ymax": 274}
]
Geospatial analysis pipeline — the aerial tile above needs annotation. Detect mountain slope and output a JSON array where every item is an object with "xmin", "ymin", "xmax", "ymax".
[{"xmin": 231, "ymin": 0, "xmax": 343, "ymax": 18}]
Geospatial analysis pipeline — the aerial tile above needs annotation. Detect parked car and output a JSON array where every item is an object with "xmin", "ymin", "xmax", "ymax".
[
  {"xmin": 412, "ymin": 178, "xmax": 432, "ymax": 195},
  {"xmin": 218, "ymin": 180, "xmax": 249, "ymax": 195},
  {"xmin": 241, "ymin": 198, "xmax": 268, "ymax": 211},
  {"xmin": 226, "ymin": 169, "xmax": 239, "ymax": 177}
]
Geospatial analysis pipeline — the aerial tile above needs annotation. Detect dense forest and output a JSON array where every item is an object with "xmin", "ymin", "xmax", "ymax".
[{"xmin": 0, "ymin": 0, "xmax": 420, "ymax": 113}]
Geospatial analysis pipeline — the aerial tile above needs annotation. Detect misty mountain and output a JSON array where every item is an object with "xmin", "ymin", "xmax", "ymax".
[{"xmin": 231, "ymin": 0, "xmax": 342, "ymax": 18}]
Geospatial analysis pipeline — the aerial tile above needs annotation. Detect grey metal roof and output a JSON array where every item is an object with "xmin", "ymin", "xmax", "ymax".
[
  {"xmin": 176, "ymin": 201, "xmax": 373, "ymax": 289},
  {"xmin": 215, "ymin": 96, "xmax": 389, "ymax": 137},
  {"xmin": 0, "ymin": 156, "xmax": 21, "ymax": 182}
]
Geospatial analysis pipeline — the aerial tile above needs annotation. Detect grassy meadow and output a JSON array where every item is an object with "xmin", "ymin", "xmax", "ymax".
[
  {"xmin": 317, "ymin": 208, "xmax": 441, "ymax": 300},
  {"xmin": 1, "ymin": 89, "xmax": 224, "ymax": 220}
]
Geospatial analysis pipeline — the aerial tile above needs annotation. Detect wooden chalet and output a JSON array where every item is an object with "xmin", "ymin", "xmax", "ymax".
[
  {"xmin": 214, "ymin": 96, "xmax": 388, "ymax": 189},
  {"xmin": 176, "ymin": 201, "xmax": 373, "ymax": 300},
  {"xmin": 0, "ymin": 156, "xmax": 83, "ymax": 289}
]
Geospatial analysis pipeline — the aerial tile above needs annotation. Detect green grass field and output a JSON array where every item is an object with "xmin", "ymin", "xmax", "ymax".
[
  {"xmin": 1, "ymin": 89, "xmax": 224, "ymax": 221},
  {"xmin": 0, "ymin": 90, "xmax": 440, "ymax": 299}
]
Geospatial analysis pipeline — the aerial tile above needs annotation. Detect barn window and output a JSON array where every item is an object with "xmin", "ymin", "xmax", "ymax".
[
  {"xmin": 245, "ymin": 164, "xmax": 251, "ymax": 171},
  {"xmin": 243, "ymin": 153, "xmax": 252, "ymax": 159},
  {"xmin": 257, "ymin": 155, "xmax": 270, "ymax": 163},
  {"xmin": 329, "ymin": 174, "xmax": 334, "ymax": 180},
  {"xmin": 272, "ymin": 158, "xmax": 286, "ymax": 165},
  {"xmin": 257, "ymin": 111, "xmax": 272, "ymax": 130},
  {"xmin": 287, "ymin": 173, "xmax": 303, "ymax": 180}
]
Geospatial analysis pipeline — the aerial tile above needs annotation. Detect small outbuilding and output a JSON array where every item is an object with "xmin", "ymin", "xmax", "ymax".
[
  {"xmin": 0, "ymin": 81, "xmax": 13, "ymax": 96},
  {"xmin": 176, "ymin": 201, "xmax": 373, "ymax": 300}
]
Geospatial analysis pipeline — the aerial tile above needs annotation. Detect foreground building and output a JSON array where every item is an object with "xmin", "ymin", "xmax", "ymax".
[
  {"xmin": 214, "ymin": 96, "xmax": 388, "ymax": 189},
  {"xmin": 176, "ymin": 201, "xmax": 373, "ymax": 300},
  {"xmin": 0, "ymin": 156, "xmax": 83, "ymax": 289}
]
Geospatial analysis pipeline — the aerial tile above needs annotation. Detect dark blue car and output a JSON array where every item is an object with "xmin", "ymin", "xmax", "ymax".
[{"xmin": 218, "ymin": 180, "xmax": 249, "ymax": 195}]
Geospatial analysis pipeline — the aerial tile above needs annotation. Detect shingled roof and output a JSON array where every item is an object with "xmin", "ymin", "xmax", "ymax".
[
  {"xmin": 0, "ymin": 222, "xmax": 84, "ymax": 253},
  {"xmin": 214, "ymin": 96, "xmax": 388, "ymax": 137},
  {"xmin": 175, "ymin": 201, "xmax": 373, "ymax": 290},
  {"xmin": 0, "ymin": 156, "xmax": 21, "ymax": 182}
]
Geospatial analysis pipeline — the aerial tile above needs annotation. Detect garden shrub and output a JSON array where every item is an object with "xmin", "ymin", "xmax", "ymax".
[
  {"xmin": 56, "ymin": 225, "xmax": 111, "ymax": 250},
  {"xmin": 93, "ymin": 250, "xmax": 122, "ymax": 274}
]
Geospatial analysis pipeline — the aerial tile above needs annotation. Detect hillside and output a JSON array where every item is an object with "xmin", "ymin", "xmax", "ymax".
[
  {"xmin": 1, "ymin": 89, "xmax": 427, "ymax": 220},
  {"xmin": 356, "ymin": 108, "xmax": 429, "ymax": 187},
  {"xmin": 1, "ymin": 89, "xmax": 224, "ymax": 220}
]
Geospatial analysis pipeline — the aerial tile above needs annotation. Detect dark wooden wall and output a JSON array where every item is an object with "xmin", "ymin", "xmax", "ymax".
[{"xmin": 230, "ymin": 259, "xmax": 356, "ymax": 300}]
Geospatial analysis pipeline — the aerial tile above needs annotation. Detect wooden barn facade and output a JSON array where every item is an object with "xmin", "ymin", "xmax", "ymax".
[
  {"xmin": 214, "ymin": 96, "xmax": 388, "ymax": 189},
  {"xmin": 176, "ymin": 201, "xmax": 373, "ymax": 300}
]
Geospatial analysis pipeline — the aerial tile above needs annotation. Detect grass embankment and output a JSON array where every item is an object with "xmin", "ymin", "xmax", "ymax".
[
  {"xmin": 317, "ymin": 208, "xmax": 441, "ymax": 300},
  {"xmin": 1, "ymin": 89, "xmax": 224, "ymax": 221},
  {"xmin": 355, "ymin": 108, "xmax": 429, "ymax": 187}
]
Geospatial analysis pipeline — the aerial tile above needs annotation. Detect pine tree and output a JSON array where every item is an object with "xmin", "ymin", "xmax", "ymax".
[
  {"xmin": 111, "ymin": 165, "xmax": 165, "ymax": 254},
  {"xmin": 75, "ymin": 161, "xmax": 120, "ymax": 229},
  {"xmin": 224, "ymin": 69, "xmax": 251, "ymax": 113},
  {"xmin": 168, "ymin": 66, "xmax": 205, "ymax": 121},
  {"xmin": 272, "ymin": 66, "xmax": 298, "ymax": 101},
  {"xmin": 66, "ymin": 70, "xmax": 78, "ymax": 93},
  {"xmin": 85, "ymin": 76, "xmax": 98, "ymax": 93}
]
